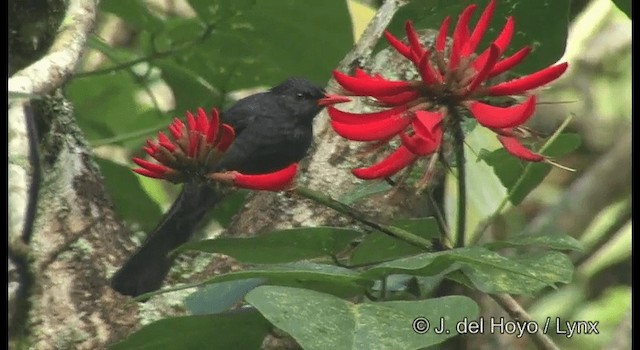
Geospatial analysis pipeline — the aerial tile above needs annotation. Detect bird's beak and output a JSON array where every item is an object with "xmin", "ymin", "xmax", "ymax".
[{"xmin": 317, "ymin": 94, "xmax": 351, "ymax": 107}]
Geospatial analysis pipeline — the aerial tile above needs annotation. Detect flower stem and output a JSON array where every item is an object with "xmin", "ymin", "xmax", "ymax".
[
  {"xmin": 451, "ymin": 113, "xmax": 466, "ymax": 248},
  {"xmin": 294, "ymin": 186, "xmax": 433, "ymax": 250}
]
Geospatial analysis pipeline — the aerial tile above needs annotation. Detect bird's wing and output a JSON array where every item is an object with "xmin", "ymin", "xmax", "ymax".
[{"xmin": 220, "ymin": 92, "xmax": 271, "ymax": 134}]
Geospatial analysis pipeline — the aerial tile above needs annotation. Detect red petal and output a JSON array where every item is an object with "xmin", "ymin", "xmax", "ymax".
[
  {"xmin": 233, "ymin": 163, "xmax": 298, "ymax": 191},
  {"xmin": 333, "ymin": 70, "xmax": 413, "ymax": 96},
  {"xmin": 467, "ymin": 44, "xmax": 500, "ymax": 93},
  {"xmin": 497, "ymin": 135, "xmax": 544, "ymax": 162},
  {"xmin": 196, "ymin": 108, "xmax": 209, "ymax": 134},
  {"xmin": 488, "ymin": 63, "xmax": 568, "ymax": 96},
  {"xmin": 413, "ymin": 110, "xmax": 444, "ymax": 141},
  {"xmin": 405, "ymin": 21, "xmax": 425, "ymax": 62},
  {"xmin": 327, "ymin": 105, "xmax": 408, "ymax": 124},
  {"xmin": 449, "ymin": 4, "xmax": 478, "ymax": 70},
  {"xmin": 185, "ymin": 111, "xmax": 197, "ymax": 132},
  {"xmin": 206, "ymin": 108, "xmax": 220, "ymax": 143},
  {"xmin": 461, "ymin": 0, "xmax": 495, "ymax": 57},
  {"xmin": 417, "ymin": 52, "xmax": 441, "ymax": 84},
  {"xmin": 132, "ymin": 157, "xmax": 170, "ymax": 175},
  {"xmin": 400, "ymin": 131, "xmax": 441, "ymax": 156},
  {"xmin": 133, "ymin": 168, "xmax": 165, "ymax": 179},
  {"xmin": 331, "ymin": 114, "xmax": 413, "ymax": 141},
  {"xmin": 157, "ymin": 131, "xmax": 176, "ymax": 152},
  {"xmin": 352, "ymin": 146, "xmax": 418, "ymax": 180},
  {"xmin": 473, "ymin": 17, "xmax": 515, "ymax": 70},
  {"xmin": 169, "ymin": 118, "xmax": 184, "ymax": 139},
  {"xmin": 489, "ymin": 46, "xmax": 531, "ymax": 78},
  {"xmin": 216, "ymin": 124, "xmax": 235, "ymax": 152},
  {"xmin": 384, "ymin": 30, "xmax": 412, "ymax": 60},
  {"xmin": 468, "ymin": 96, "xmax": 536, "ymax": 128},
  {"xmin": 375, "ymin": 90, "xmax": 421, "ymax": 105},
  {"xmin": 436, "ymin": 16, "xmax": 451, "ymax": 52}
]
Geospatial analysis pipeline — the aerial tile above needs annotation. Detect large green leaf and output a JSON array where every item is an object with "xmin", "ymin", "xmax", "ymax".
[
  {"xmin": 350, "ymin": 217, "xmax": 440, "ymax": 265},
  {"xmin": 363, "ymin": 246, "xmax": 573, "ymax": 294},
  {"xmin": 612, "ymin": 0, "xmax": 631, "ymax": 18},
  {"xmin": 388, "ymin": 0, "xmax": 571, "ymax": 74},
  {"xmin": 185, "ymin": 278, "xmax": 266, "ymax": 315},
  {"xmin": 179, "ymin": 227, "xmax": 362, "ymax": 263},
  {"xmin": 195, "ymin": 262, "xmax": 375, "ymax": 298},
  {"xmin": 484, "ymin": 232, "xmax": 584, "ymax": 252},
  {"xmin": 109, "ymin": 309, "xmax": 270, "ymax": 350},
  {"xmin": 94, "ymin": 158, "xmax": 162, "ymax": 232},
  {"xmin": 246, "ymin": 286, "xmax": 479, "ymax": 350}
]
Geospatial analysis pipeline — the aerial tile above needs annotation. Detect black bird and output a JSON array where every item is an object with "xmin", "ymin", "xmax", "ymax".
[{"xmin": 111, "ymin": 78, "xmax": 344, "ymax": 297}]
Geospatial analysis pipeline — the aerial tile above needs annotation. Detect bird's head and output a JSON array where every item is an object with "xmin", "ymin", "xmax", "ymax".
[{"xmin": 270, "ymin": 77, "xmax": 350, "ymax": 121}]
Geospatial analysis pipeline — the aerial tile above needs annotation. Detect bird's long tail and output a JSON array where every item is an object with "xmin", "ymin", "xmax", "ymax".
[{"xmin": 111, "ymin": 182, "xmax": 224, "ymax": 297}]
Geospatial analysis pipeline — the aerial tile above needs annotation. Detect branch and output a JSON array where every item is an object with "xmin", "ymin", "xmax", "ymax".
[
  {"xmin": 8, "ymin": 0, "xmax": 98, "ymax": 95},
  {"xmin": 490, "ymin": 294, "xmax": 560, "ymax": 350}
]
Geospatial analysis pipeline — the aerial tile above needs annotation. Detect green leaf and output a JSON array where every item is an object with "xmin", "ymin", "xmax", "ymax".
[
  {"xmin": 159, "ymin": 0, "xmax": 353, "ymax": 91},
  {"xmin": 197, "ymin": 262, "xmax": 374, "ymax": 298},
  {"xmin": 482, "ymin": 133, "xmax": 581, "ymax": 205},
  {"xmin": 459, "ymin": 250, "xmax": 574, "ymax": 295},
  {"xmin": 363, "ymin": 247, "xmax": 573, "ymax": 294},
  {"xmin": 94, "ymin": 158, "xmax": 162, "ymax": 232},
  {"xmin": 246, "ymin": 286, "xmax": 479, "ymax": 350},
  {"xmin": 101, "ymin": 0, "xmax": 164, "ymax": 32},
  {"xmin": 389, "ymin": 0, "xmax": 570, "ymax": 74},
  {"xmin": 109, "ymin": 310, "xmax": 270, "ymax": 350},
  {"xmin": 350, "ymin": 218, "xmax": 440, "ymax": 265},
  {"xmin": 612, "ymin": 0, "xmax": 631, "ymax": 18},
  {"xmin": 179, "ymin": 227, "xmax": 362, "ymax": 263},
  {"xmin": 185, "ymin": 278, "xmax": 266, "ymax": 315},
  {"xmin": 484, "ymin": 233, "xmax": 584, "ymax": 252},
  {"xmin": 340, "ymin": 180, "xmax": 392, "ymax": 205}
]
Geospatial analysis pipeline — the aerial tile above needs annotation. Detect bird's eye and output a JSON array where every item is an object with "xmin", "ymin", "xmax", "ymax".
[{"xmin": 296, "ymin": 92, "xmax": 306, "ymax": 99}]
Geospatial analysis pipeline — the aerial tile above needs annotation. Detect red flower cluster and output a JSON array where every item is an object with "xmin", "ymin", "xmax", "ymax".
[
  {"xmin": 133, "ymin": 108, "xmax": 298, "ymax": 191},
  {"xmin": 328, "ymin": 0, "xmax": 568, "ymax": 180}
]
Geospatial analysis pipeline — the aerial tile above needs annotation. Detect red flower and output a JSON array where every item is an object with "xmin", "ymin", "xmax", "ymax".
[
  {"xmin": 329, "ymin": 0, "xmax": 568, "ymax": 180},
  {"xmin": 133, "ymin": 108, "xmax": 297, "ymax": 191}
]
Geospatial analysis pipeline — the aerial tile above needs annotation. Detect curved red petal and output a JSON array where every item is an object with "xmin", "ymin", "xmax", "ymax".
[
  {"xmin": 384, "ymin": 30, "xmax": 412, "ymax": 60},
  {"xmin": 467, "ymin": 44, "xmax": 501, "ymax": 93},
  {"xmin": 352, "ymin": 146, "xmax": 418, "ymax": 180},
  {"xmin": 488, "ymin": 63, "xmax": 568, "ymax": 96},
  {"xmin": 417, "ymin": 52, "xmax": 441, "ymax": 84},
  {"xmin": 206, "ymin": 108, "xmax": 220, "ymax": 143},
  {"xmin": 497, "ymin": 135, "xmax": 544, "ymax": 162},
  {"xmin": 400, "ymin": 132, "xmax": 440, "ymax": 156},
  {"xmin": 133, "ymin": 168, "xmax": 165, "ymax": 179},
  {"xmin": 157, "ymin": 131, "xmax": 176, "ymax": 152},
  {"xmin": 375, "ymin": 90, "xmax": 421, "ymax": 105},
  {"xmin": 185, "ymin": 111, "xmax": 197, "ymax": 132},
  {"xmin": 196, "ymin": 108, "xmax": 209, "ymax": 134},
  {"xmin": 405, "ymin": 21, "xmax": 425, "ymax": 61},
  {"xmin": 188, "ymin": 130, "xmax": 199, "ymax": 157},
  {"xmin": 145, "ymin": 139, "xmax": 159, "ymax": 154},
  {"xmin": 469, "ymin": 95, "xmax": 536, "ymax": 128},
  {"xmin": 333, "ymin": 70, "xmax": 413, "ymax": 96},
  {"xmin": 216, "ymin": 124, "xmax": 236, "ymax": 152},
  {"xmin": 132, "ymin": 157, "xmax": 169, "ymax": 174},
  {"xmin": 436, "ymin": 16, "xmax": 451, "ymax": 52},
  {"xmin": 488, "ymin": 46, "xmax": 531, "ymax": 78},
  {"xmin": 233, "ymin": 163, "xmax": 298, "ymax": 191},
  {"xmin": 327, "ymin": 105, "xmax": 408, "ymax": 124},
  {"xmin": 461, "ymin": 0, "xmax": 496, "ymax": 57},
  {"xmin": 473, "ymin": 17, "xmax": 515, "ymax": 70},
  {"xmin": 413, "ymin": 110, "xmax": 445, "ymax": 141},
  {"xmin": 331, "ymin": 114, "xmax": 413, "ymax": 141},
  {"xmin": 449, "ymin": 4, "xmax": 478, "ymax": 69}
]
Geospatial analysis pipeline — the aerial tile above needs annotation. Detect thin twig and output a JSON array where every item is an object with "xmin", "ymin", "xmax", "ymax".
[
  {"xmin": 294, "ymin": 186, "xmax": 433, "ymax": 250},
  {"xmin": 490, "ymin": 294, "xmax": 561, "ymax": 350}
]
